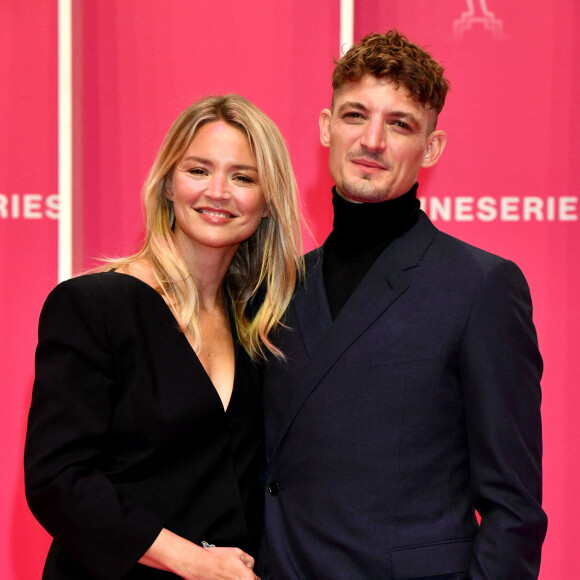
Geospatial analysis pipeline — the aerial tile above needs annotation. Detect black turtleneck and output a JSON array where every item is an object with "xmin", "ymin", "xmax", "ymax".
[{"xmin": 323, "ymin": 183, "xmax": 420, "ymax": 320}]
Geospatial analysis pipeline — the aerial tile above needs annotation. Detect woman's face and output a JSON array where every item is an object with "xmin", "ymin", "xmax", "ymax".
[{"xmin": 168, "ymin": 121, "xmax": 268, "ymax": 258}]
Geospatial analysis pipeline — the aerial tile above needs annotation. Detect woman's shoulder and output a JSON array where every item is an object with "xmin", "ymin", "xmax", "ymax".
[
  {"xmin": 55, "ymin": 270, "xmax": 141, "ymax": 294},
  {"xmin": 46, "ymin": 268, "xmax": 162, "ymax": 315},
  {"xmin": 39, "ymin": 269, "xmax": 169, "ymax": 340},
  {"xmin": 58, "ymin": 259, "xmax": 156, "ymax": 293}
]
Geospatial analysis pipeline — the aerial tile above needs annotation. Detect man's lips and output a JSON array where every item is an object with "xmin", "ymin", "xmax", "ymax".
[{"xmin": 350, "ymin": 157, "xmax": 388, "ymax": 170}]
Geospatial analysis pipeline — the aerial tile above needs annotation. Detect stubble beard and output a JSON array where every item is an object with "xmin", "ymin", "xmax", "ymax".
[{"xmin": 337, "ymin": 175, "xmax": 391, "ymax": 204}]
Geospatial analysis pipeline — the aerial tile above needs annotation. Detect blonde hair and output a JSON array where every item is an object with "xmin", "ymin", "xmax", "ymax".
[{"xmin": 101, "ymin": 95, "xmax": 303, "ymax": 360}]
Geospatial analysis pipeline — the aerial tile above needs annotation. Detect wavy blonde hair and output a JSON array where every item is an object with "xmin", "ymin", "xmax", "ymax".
[{"xmin": 102, "ymin": 95, "xmax": 303, "ymax": 360}]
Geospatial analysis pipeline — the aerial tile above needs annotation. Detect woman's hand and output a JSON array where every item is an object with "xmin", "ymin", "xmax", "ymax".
[
  {"xmin": 186, "ymin": 546, "xmax": 259, "ymax": 580},
  {"xmin": 139, "ymin": 528, "xmax": 260, "ymax": 579}
]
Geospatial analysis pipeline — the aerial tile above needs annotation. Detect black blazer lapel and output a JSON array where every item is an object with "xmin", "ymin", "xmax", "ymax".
[{"xmin": 271, "ymin": 212, "xmax": 438, "ymax": 454}]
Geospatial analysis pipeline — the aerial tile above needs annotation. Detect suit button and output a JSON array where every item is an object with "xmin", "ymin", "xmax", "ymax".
[{"xmin": 268, "ymin": 481, "xmax": 281, "ymax": 496}]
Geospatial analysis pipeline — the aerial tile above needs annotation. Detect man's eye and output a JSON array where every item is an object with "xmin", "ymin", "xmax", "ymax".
[{"xmin": 344, "ymin": 112, "xmax": 363, "ymax": 119}]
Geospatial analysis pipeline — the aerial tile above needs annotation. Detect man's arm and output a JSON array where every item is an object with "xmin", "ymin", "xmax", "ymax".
[{"xmin": 460, "ymin": 259, "xmax": 547, "ymax": 579}]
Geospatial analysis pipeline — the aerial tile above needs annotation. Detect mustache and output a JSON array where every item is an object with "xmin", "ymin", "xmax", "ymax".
[{"xmin": 347, "ymin": 148, "xmax": 386, "ymax": 163}]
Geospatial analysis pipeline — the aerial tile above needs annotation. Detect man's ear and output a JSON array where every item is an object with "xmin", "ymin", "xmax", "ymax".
[
  {"xmin": 319, "ymin": 109, "xmax": 332, "ymax": 148},
  {"xmin": 421, "ymin": 130, "xmax": 447, "ymax": 168}
]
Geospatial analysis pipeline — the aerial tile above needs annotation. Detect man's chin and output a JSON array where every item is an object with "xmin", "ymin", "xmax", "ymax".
[{"xmin": 337, "ymin": 180, "xmax": 390, "ymax": 204}]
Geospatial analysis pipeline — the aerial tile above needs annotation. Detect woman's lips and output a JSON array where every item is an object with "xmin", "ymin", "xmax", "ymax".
[
  {"xmin": 196, "ymin": 208, "xmax": 235, "ymax": 219},
  {"xmin": 194, "ymin": 207, "xmax": 237, "ymax": 224}
]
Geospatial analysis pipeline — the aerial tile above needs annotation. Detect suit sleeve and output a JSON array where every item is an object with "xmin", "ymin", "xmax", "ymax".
[
  {"xmin": 24, "ymin": 280, "xmax": 164, "ymax": 580},
  {"xmin": 460, "ymin": 259, "xmax": 547, "ymax": 579}
]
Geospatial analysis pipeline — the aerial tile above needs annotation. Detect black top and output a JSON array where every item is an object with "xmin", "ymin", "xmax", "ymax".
[
  {"xmin": 24, "ymin": 272, "xmax": 263, "ymax": 580},
  {"xmin": 323, "ymin": 184, "xmax": 420, "ymax": 319}
]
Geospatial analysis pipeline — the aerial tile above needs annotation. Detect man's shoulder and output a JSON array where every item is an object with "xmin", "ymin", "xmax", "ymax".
[
  {"xmin": 414, "ymin": 210, "xmax": 501, "ymax": 259},
  {"xmin": 432, "ymin": 227, "xmax": 513, "ymax": 269},
  {"xmin": 427, "ymin": 226, "xmax": 532, "ymax": 296}
]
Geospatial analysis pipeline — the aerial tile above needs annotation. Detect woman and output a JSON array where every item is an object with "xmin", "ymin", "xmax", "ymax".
[{"xmin": 24, "ymin": 95, "xmax": 302, "ymax": 580}]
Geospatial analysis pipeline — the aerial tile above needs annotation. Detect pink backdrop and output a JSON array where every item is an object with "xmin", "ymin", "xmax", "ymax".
[
  {"xmin": 2, "ymin": 0, "xmax": 578, "ymax": 577},
  {"xmin": 353, "ymin": 2, "xmax": 579, "ymax": 578},
  {"xmin": 1, "ymin": 1, "xmax": 58, "ymax": 578}
]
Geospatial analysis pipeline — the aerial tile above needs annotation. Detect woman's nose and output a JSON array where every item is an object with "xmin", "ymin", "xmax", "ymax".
[{"xmin": 206, "ymin": 173, "xmax": 231, "ymax": 201}]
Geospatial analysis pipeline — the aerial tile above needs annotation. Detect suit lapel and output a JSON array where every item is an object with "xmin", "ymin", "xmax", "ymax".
[
  {"xmin": 271, "ymin": 213, "xmax": 438, "ymax": 454},
  {"xmin": 292, "ymin": 248, "xmax": 332, "ymax": 357}
]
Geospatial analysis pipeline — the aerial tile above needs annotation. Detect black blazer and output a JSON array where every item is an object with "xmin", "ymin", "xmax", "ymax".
[
  {"xmin": 260, "ymin": 212, "xmax": 547, "ymax": 580},
  {"xmin": 25, "ymin": 272, "xmax": 263, "ymax": 579}
]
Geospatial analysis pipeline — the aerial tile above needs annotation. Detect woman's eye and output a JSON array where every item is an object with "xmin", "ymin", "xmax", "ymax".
[
  {"xmin": 233, "ymin": 175, "xmax": 253, "ymax": 184},
  {"xmin": 188, "ymin": 168, "xmax": 207, "ymax": 176}
]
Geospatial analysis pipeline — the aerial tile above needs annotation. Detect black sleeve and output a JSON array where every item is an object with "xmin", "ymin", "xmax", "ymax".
[{"xmin": 24, "ymin": 279, "xmax": 164, "ymax": 580}]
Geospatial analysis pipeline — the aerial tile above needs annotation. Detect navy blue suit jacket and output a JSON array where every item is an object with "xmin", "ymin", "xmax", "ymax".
[{"xmin": 260, "ymin": 212, "xmax": 546, "ymax": 579}]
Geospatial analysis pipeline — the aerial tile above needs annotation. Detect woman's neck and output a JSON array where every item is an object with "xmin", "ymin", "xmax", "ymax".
[{"xmin": 173, "ymin": 233, "xmax": 236, "ymax": 310}]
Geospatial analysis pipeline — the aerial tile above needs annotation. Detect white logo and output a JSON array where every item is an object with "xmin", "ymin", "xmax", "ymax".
[
  {"xmin": 454, "ymin": 0, "xmax": 503, "ymax": 38},
  {"xmin": 0, "ymin": 193, "xmax": 59, "ymax": 220}
]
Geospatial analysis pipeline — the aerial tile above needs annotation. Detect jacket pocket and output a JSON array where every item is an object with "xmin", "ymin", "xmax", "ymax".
[{"xmin": 390, "ymin": 539, "xmax": 472, "ymax": 579}]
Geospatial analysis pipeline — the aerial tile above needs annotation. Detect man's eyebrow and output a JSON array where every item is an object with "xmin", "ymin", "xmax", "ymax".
[
  {"xmin": 336, "ymin": 101, "xmax": 368, "ymax": 113},
  {"xmin": 336, "ymin": 103, "xmax": 421, "ymax": 127}
]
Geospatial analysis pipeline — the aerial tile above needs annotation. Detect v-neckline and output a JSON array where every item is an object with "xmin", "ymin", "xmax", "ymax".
[{"xmin": 108, "ymin": 270, "xmax": 238, "ymax": 413}]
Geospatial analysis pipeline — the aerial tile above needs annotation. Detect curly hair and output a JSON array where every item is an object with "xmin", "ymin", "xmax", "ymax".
[{"xmin": 332, "ymin": 30, "xmax": 449, "ymax": 117}]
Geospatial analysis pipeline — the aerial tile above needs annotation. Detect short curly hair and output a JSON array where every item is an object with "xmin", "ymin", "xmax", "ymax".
[{"xmin": 332, "ymin": 30, "xmax": 449, "ymax": 118}]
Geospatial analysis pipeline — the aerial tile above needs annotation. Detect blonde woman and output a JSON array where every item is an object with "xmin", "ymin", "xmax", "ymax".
[{"xmin": 25, "ymin": 95, "xmax": 302, "ymax": 580}]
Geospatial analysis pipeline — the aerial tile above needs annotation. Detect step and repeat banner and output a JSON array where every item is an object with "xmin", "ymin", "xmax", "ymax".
[
  {"xmin": 1, "ymin": 2, "xmax": 58, "ymax": 578},
  {"xmin": 1, "ymin": 0, "xmax": 577, "ymax": 577},
  {"xmin": 355, "ymin": 3, "xmax": 578, "ymax": 579}
]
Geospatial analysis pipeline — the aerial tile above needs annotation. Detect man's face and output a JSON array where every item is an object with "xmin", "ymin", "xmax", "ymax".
[{"xmin": 320, "ymin": 75, "xmax": 446, "ymax": 203}]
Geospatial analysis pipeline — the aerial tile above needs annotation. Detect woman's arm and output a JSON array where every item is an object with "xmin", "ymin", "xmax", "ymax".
[
  {"xmin": 24, "ymin": 278, "xmax": 165, "ymax": 579},
  {"xmin": 140, "ymin": 528, "xmax": 260, "ymax": 580}
]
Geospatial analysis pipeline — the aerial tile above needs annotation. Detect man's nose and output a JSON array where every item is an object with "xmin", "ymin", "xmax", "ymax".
[{"xmin": 360, "ymin": 119, "xmax": 386, "ymax": 151}]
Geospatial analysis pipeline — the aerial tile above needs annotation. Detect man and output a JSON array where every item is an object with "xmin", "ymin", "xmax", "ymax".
[{"xmin": 259, "ymin": 30, "xmax": 547, "ymax": 579}]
